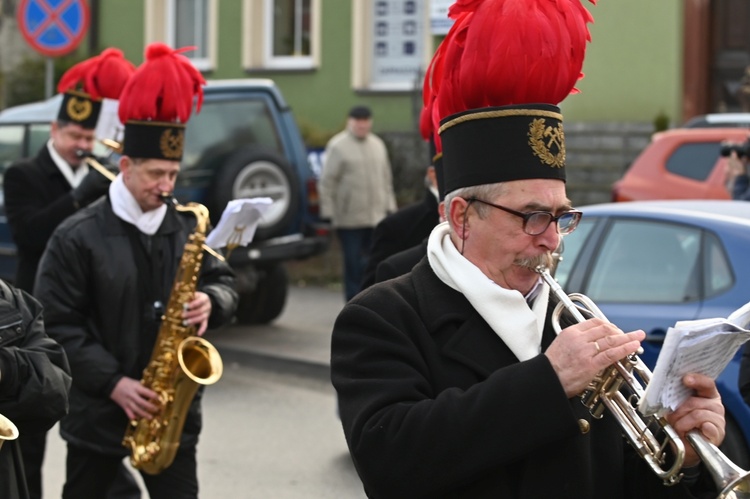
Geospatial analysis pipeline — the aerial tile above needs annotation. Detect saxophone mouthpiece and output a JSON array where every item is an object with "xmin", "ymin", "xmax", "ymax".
[
  {"xmin": 159, "ymin": 192, "xmax": 177, "ymax": 205},
  {"xmin": 159, "ymin": 192, "xmax": 180, "ymax": 206}
]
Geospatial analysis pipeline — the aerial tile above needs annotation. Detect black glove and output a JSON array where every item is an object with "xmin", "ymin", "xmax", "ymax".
[{"xmin": 72, "ymin": 167, "xmax": 111, "ymax": 208}]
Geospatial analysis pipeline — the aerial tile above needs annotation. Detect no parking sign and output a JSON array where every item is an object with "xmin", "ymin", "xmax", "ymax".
[{"xmin": 17, "ymin": 0, "xmax": 90, "ymax": 57}]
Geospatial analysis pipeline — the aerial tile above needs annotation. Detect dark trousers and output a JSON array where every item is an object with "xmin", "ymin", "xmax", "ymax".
[
  {"xmin": 21, "ymin": 432, "xmax": 141, "ymax": 499},
  {"xmin": 62, "ymin": 443, "xmax": 198, "ymax": 499},
  {"xmin": 337, "ymin": 228, "xmax": 373, "ymax": 301}
]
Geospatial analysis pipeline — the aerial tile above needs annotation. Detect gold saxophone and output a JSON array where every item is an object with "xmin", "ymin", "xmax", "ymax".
[{"xmin": 122, "ymin": 201, "xmax": 223, "ymax": 475}]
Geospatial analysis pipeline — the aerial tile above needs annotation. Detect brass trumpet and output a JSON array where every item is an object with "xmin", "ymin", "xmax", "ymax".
[
  {"xmin": 0, "ymin": 413, "xmax": 19, "ymax": 451},
  {"xmin": 536, "ymin": 266, "xmax": 750, "ymax": 498},
  {"xmin": 74, "ymin": 148, "xmax": 117, "ymax": 182}
]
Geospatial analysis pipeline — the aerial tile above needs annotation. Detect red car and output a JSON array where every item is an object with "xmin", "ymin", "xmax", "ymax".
[{"xmin": 612, "ymin": 128, "xmax": 750, "ymax": 202}]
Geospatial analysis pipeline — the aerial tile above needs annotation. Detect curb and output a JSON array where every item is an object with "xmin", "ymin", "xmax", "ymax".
[{"xmin": 217, "ymin": 345, "xmax": 331, "ymax": 383}]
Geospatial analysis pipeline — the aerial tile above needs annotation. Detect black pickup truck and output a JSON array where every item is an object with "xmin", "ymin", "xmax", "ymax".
[{"xmin": 0, "ymin": 79, "xmax": 330, "ymax": 324}]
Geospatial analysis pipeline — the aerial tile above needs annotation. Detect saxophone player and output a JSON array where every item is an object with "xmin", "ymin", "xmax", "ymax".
[{"xmin": 34, "ymin": 43, "xmax": 238, "ymax": 499}]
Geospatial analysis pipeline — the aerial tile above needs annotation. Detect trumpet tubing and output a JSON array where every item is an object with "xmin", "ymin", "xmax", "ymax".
[{"xmin": 536, "ymin": 266, "xmax": 750, "ymax": 497}]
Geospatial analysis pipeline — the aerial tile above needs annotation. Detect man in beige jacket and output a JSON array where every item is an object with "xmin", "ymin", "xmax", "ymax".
[{"xmin": 320, "ymin": 105, "xmax": 397, "ymax": 300}]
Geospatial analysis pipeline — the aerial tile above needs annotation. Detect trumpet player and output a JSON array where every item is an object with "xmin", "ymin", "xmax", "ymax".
[
  {"xmin": 34, "ymin": 43, "xmax": 237, "ymax": 499},
  {"xmin": 330, "ymin": 1, "xmax": 724, "ymax": 498}
]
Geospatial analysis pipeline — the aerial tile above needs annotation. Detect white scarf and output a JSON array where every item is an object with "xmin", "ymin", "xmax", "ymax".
[
  {"xmin": 427, "ymin": 221, "xmax": 550, "ymax": 362},
  {"xmin": 109, "ymin": 173, "xmax": 167, "ymax": 235},
  {"xmin": 47, "ymin": 140, "xmax": 89, "ymax": 188}
]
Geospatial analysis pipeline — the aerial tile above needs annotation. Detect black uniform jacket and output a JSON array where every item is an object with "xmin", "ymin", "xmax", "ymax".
[
  {"xmin": 374, "ymin": 239, "xmax": 427, "ymax": 284},
  {"xmin": 331, "ymin": 259, "xmax": 714, "ymax": 499},
  {"xmin": 4, "ymin": 145, "xmax": 79, "ymax": 293},
  {"xmin": 34, "ymin": 196, "xmax": 238, "ymax": 456},
  {"xmin": 0, "ymin": 279, "xmax": 71, "ymax": 499},
  {"xmin": 360, "ymin": 189, "xmax": 438, "ymax": 291}
]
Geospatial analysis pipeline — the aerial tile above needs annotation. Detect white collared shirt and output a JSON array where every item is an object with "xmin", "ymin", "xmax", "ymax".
[{"xmin": 47, "ymin": 139, "xmax": 89, "ymax": 188}]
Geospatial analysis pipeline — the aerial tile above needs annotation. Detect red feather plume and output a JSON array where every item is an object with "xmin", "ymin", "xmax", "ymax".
[
  {"xmin": 436, "ymin": 0, "xmax": 597, "ymax": 120},
  {"xmin": 421, "ymin": 11, "xmax": 473, "ymax": 155},
  {"xmin": 57, "ymin": 48, "xmax": 136, "ymax": 100},
  {"xmin": 118, "ymin": 43, "xmax": 205, "ymax": 125}
]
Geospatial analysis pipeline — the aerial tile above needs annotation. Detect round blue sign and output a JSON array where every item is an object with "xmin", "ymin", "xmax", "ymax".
[{"xmin": 17, "ymin": 0, "xmax": 90, "ymax": 57}]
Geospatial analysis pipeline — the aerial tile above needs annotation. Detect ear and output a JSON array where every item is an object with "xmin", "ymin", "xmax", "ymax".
[
  {"xmin": 119, "ymin": 155, "xmax": 132, "ymax": 177},
  {"xmin": 447, "ymin": 197, "xmax": 471, "ymax": 240},
  {"xmin": 50, "ymin": 121, "xmax": 60, "ymax": 140}
]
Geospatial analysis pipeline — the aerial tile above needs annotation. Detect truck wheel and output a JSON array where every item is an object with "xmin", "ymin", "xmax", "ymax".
[
  {"xmin": 211, "ymin": 147, "xmax": 300, "ymax": 240},
  {"xmin": 235, "ymin": 264, "xmax": 288, "ymax": 324}
]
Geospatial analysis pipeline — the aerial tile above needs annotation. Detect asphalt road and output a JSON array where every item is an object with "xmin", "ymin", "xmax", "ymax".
[
  {"xmin": 43, "ymin": 362, "xmax": 365, "ymax": 499},
  {"xmin": 41, "ymin": 284, "xmax": 366, "ymax": 498}
]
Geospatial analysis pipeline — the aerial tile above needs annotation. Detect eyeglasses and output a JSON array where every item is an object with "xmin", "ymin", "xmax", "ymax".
[{"xmin": 467, "ymin": 197, "xmax": 582, "ymax": 236}]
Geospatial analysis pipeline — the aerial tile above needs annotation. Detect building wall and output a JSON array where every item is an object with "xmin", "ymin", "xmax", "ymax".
[
  {"xmin": 566, "ymin": 0, "xmax": 683, "ymax": 125},
  {"xmin": 95, "ymin": 0, "xmax": 682, "ymax": 134}
]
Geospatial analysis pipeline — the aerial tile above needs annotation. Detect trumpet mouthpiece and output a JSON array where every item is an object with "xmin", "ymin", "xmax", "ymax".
[{"xmin": 75, "ymin": 149, "xmax": 93, "ymax": 159}]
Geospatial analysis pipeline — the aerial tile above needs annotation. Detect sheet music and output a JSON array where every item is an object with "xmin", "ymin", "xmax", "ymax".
[
  {"xmin": 639, "ymin": 306, "xmax": 750, "ymax": 417},
  {"xmin": 205, "ymin": 198, "xmax": 273, "ymax": 249}
]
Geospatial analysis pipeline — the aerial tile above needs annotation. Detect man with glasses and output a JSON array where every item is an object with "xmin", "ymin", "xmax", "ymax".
[{"xmin": 330, "ymin": 2, "xmax": 724, "ymax": 497}]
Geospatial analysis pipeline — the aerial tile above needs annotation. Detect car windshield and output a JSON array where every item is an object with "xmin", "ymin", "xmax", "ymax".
[{"xmin": 182, "ymin": 98, "xmax": 283, "ymax": 171}]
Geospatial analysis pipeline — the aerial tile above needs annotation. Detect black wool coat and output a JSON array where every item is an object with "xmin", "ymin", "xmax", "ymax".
[
  {"xmin": 374, "ymin": 239, "xmax": 427, "ymax": 284},
  {"xmin": 34, "ymin": 197, "xmax": 238, "ymax": 456},
  {"xmin": 331, "ymin": 259, "xmax": 714, "ymax": 499},
  {"xmin": 3, "ymin": 145, "xmax": 79, "ymax": 293},
  {"xmin": 0, "ymin": 279, "xmax": 71, "ymax": 499},
  {"xmin": 360, "ymin": 189, "xmax": 439, "ymax": 291}
]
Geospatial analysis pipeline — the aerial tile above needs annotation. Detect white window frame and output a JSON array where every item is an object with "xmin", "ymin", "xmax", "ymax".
[
  {"xmin": 144, "ymin": 0, "xmax": 218, "ymax": 72},
  {"xmin": 351, "ymin": 0, "xmax": 432, "ymax": 92},
  {"xmin": 242, "ymin": 0, "xmax": 320, "ymax": 71}
]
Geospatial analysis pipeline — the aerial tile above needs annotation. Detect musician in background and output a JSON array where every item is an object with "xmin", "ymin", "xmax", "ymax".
[
  {"xmin": 34, "ymin": 43, "xmax": 237, "ymax": 499},
  {"xmin": 330, "ymin": 2, "xmax": 725, "ymax": 497},
  {"xmin": 0, "ymin": 279, "xmax": 70, "ymax": 499},
  {"xmin": 2, "ymin": 49, "xmax": 137, "ymax": 499},
  {"xmin": 359, "ymin": 158, "xmax": 440, "ymax": 291}
]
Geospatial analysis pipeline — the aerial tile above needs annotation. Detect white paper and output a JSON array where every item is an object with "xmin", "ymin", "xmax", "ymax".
[
  {"xmin": 205, "ymin": 198, "xmax": 273, "ymax": 249},
  {"xmin": 639, "ymin": 304, "xmax": 750, "ymax": 417},
  {"xmin": 95, "ymin": 98, "xmax": 124, "ymax": 143}
]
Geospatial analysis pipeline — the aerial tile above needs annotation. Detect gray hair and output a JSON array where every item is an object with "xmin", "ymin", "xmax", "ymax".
[{"xmin": 444, "ymin": 182, "xmax": 507, "ymax": 223}]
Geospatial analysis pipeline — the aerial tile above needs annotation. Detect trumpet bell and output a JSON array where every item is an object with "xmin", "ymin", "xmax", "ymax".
[{"xmin": 0, "ymin": 413, "xmax": 19, "ymax": 451}]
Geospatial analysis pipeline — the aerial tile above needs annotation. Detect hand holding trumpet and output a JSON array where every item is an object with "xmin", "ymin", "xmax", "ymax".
[
  {"xmin": 72, "ymin": 149, "xmax": 118, "ymax": 208},
  {"xmin": 544, "ymin": 318, "xmax": 645, "ymax": 398}
]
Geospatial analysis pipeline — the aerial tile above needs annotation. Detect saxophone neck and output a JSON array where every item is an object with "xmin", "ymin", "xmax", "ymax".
[{"xmin": 160, "ymin": 193, "xmax": 210, "ymax": 235}]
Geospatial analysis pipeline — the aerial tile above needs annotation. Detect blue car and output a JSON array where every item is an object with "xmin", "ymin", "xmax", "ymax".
[{"xmin": 555, "ymin": 199, "xmax": 750, "ymax": 468}]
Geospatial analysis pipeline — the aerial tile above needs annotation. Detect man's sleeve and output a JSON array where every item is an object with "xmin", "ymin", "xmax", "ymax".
[
  {"xmin": 34, "ymin": 226, "xmax": 122, "ymax": 398},
  {"xmin": 319, "ymin": 142, "xmax": 342, "ymax": 220},
  {"xmin": 199, "ymin": 253, "xmax": 239, "ymax": 330},
  {"xmin": 0, "ymin": 283, "xmax": 71, "ymax": 434}
]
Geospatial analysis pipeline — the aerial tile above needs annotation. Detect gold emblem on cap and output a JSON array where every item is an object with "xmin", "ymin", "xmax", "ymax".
[
  {"xmin": 67, "ymin": 96, "xmax": 93, "ymax": 122},
  {"xmin": 528, "ymin": 118, "xmax": 565, "ymax": 168},
  {"xmin": 159, "ymin": 128, "xmax": 184, "ymax": 159}
]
